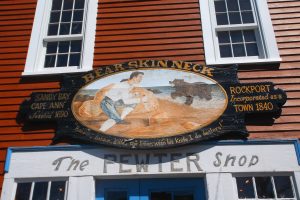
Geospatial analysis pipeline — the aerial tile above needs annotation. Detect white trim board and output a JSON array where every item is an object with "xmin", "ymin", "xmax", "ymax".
[{"xmin": 5, "ymin": 143, "xmax": 300, "ymax": 178}]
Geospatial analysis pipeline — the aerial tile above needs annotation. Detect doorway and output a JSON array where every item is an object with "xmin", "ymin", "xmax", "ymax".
[{"xmin": 96, "ymin": 178, "xmax": 206, "ymax": 200}]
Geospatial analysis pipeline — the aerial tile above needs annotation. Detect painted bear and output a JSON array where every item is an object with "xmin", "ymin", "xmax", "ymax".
[{"xmin": 169, "ymin": 79, "xmax": 212, "ymax": 105}]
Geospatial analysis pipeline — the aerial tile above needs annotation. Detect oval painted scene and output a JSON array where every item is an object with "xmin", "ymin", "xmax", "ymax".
[{"xmin": 72, "ymin": 69, "xmax": 227, "ymax": 139}]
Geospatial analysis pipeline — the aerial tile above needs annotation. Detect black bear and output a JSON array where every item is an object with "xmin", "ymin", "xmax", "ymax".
[{"xmin": 169, "ymin": 79, "xmax": 212, "ymax": 105}]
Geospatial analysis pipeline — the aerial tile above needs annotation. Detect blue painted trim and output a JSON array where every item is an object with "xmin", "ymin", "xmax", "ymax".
[{"xmin": 4, "ymin": 148, "xmax": 13, "ymax": 173}]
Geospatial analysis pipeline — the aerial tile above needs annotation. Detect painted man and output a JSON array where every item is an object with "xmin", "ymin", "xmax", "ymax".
[{"xmin": 99, "ymin": 71, "xmax": 146, "ymax": 132}]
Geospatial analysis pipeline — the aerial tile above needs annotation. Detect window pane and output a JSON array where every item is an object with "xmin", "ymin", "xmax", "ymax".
[
  {"xmin": 233, "ymin": 44, "xmax": 245, "ymax": 57},
  {"xmin": 229, "ymin": 12, "xmax": 242, "ymax": 24},
  {"xmin": 242, "ymin": 11, "xmax": 254, "ymax": 23},
  {"xmin": 69, "ymin": 53, "xmax": 81, "ymax": 66},
  {"xmin": 239, "ymin": 0, "xmax": 252, "ymax": 10},
  {"xmin": 274, "ymin": 176, "xmax": 294, "ymax": 198},
  {"xmin": 214, "ymin": 1, "xmax": 226, "ymax": 12},
  {"xmin": 151, "ymin": 192, "xmax": 172, "ymax": 200},
  {"xmin": 236, "ymin": 177, "xmax": 255, "ymax": 198},
  {"xmin": 244, "ymin": 30, "xmax": 256, "ymax": 42},
  {"xmin": 246, "ymin": 43, "xmax": 258, "ymax": 56},
  {"xmin": 46, "ymin": 42, "xmax": 58, "ymax": 54},
  {"xmin": 48, "ymin": 24, "xmax": 59, "ymax": 36},
  {"xmin": 52, "ymin": 0, "xmax": 62, "ymax": 10},
  {"xmin": 174, "ymin": 191, "xmax": 194, "ymax": 200},
  {"xmin": 60, "ymin": 23, "xmax": 71, "ymax": 35},
  {"xmin": 75, "ymin": 0, "xmax": 85, "ymax": 9},
  {"xmin": 57, "ymin": 54, "xmax": 69, "ymax": 67},
  {"xmin": 73, "ymin": 10, "xmax": 84, "ymax": 21},
  {"xmin": 62, "ymin": 11, "xmax": 72, "ymax": 22},
  {"xmin": 218, "ymin": 31, "xmax": 230, "ymax": 44},
  {"xmin": 71, "ymin": 22, "xmax": 82, "ymax": 34},
  {"xmin": 45, "ymin": 55, "xmax": 56, "ymax": 68},
  {"xmin": 63, "ymin": 0, "xmax": 74, "ymax": 10},
  {"xmin": 216, "ymin": 13, "xmax": 229, "ymax": 25},
  {"xmin": 219, "ymin": 45, "xmax": 232, "ymax": 57},
  {"xmin": 50, "ymin": 181, "xmax": 66, "ymax": 200},
  {"xmin": 15, "ymin": 183, "xmax": 32, "ymax": 200},
  {"xmin": 71, "ymin": 40, "xmax": 82, "ymax": 52},
  {"xmin": 59, "ymin": 41, "xmax": 70, "ymax": 53},
  {"xmin": 106, "ymin": 191, "xmax": 127, "ymax": 200},
  {"xmin": 230, "ymin": 31, "xmax": 243, "ymax": 43},
  {"xmin": 32, "ymin": 182, "xmax": 48, "ymax": 200},
  {"xmin": 255, "ymin": 177, "xmax": 275, "ymax": 199},
  {"xmin": 227, "ymin": 0, "xmax": 239, "ymax": 11},
  {"xmin": 50, "ymin": 11, "xmax": 60, "ymax": 23}
]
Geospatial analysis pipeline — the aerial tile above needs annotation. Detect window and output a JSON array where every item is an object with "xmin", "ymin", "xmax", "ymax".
[
  {"xmin": 236, "ymin": 176, "xmax": 297, "ymax": 199},
  {"xmin": 14, "ymin": 180, "xmax": 67, "ymax": 200},
  {"xmin": 23, "ymin": 0, "xmax": 98, "ymax": 75},
  {"xmin": 200, "ymin": 0, "xmax": 281, "ymax": 65}
]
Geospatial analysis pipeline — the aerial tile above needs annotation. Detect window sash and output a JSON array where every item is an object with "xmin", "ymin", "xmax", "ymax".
[
  {"xmin": 14, "ymin": 180, "xmax": 68, "ymax": 200},
  {"xmin": 235, "ymin": 175, "xmax": 297, "ymax": 200},
  {"xmin": 215, "ymin": 28, "xmax": 265, "ymax": 59},
  {"xmin": 213, "ymin": 0, "xmax": 258, "ymax": 26},
  {"xmin": 212, "ymin": 0, "xmax": 262, "ymax": 59},
  {"xmin": 41, "ymin": 0, "xmax": 87, "ymax": 70}
]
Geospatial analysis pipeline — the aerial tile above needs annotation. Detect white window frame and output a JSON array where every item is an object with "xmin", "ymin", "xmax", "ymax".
[
  {"xmin": 23, "ymin": 0, "xmax": 98, "ymax": 76},
  {"xmin": 12, "ymin": 178, "xmax": 69, "ymax": 200},
  {"xmin": 200, "ymin": 0, "xmax": 281, "ymax": 65},
  {"xmin": 233, "ymin": 173, "xmax": 299, "ymax": 200}
]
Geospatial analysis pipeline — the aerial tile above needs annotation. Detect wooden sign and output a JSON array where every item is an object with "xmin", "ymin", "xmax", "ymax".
[{"xmin": 20, "ymin": 60, "xmax": 287, "ymax": 149}]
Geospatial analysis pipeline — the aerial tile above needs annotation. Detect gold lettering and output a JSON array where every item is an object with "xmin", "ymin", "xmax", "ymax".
[
  {"xmin": 82, "ymin": 73, "xmax": 95, "ymax": 83},
  {"xmin": 183, "ymin": 62, "xmax": 192, "ymax": 71},
  {"xmin": 171, "ymin": 61, "xmax": 183, "ymax": 69},
  {"xmin": 128, "ymin": 61, "xmax": 138, "ymax": 68},
  {"xmin": 104, "ymin": 66, "xmax": 114, "ymax": 74},
  {"xmin": 234, "ymin": 104, "xmax": 254, "ymax": 112},
  {"xmin": 192, "ymin": 64, "xmax": 201, "ymax": 72},
  {"xmin": 94, "ymin": 68, "xmax": 103, "ymax": 78},
  {"xmin": 49, "ymin": 102, "xmax": 65, "ymax": 109},
  {"xmin": 200, "ymin": 65, "xmax": 214, "ymax": 77},
  {"xmin": 114, "ymin": 64, "xmax": 125, "ymax": 72},
  {"xmin": 229, "ymin": 85, "xmax": 272, "ymax": 94},
  {"xmin": 31, "ymin": 103, "xmax": 47, "ymax": 110},
  {"xmin": 230, "ymin": 87, "xmax": 236, "ymax": 94},
  {"xmin": 158, "ymin": 60, "xmax": 168, "ymax": 68},
  {"xmin": 139, "ymin": 60, "xmax": 151, "ymax": 68}
]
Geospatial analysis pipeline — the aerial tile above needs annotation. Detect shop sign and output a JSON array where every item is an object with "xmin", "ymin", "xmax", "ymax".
[{"xmin": 20, "ymin": 60, "xmax": 286, "ymax": 149}]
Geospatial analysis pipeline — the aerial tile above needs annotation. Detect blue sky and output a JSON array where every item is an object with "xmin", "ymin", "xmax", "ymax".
[{"xmin": 84, "ymin": 69, "xmax": 215, "ymax": 90}]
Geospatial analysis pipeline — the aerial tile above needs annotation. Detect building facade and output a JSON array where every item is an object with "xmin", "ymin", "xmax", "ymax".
[{"xmin": 0, "ymin": 0, "xmax": 300, "ymax": 199}]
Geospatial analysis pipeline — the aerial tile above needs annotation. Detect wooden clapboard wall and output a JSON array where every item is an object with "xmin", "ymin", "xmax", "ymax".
[{"xmin": 0, "ymin": 0, "xmax": 299, "ymax": 191}]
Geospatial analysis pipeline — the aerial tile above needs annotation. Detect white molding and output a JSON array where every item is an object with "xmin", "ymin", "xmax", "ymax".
[
  {"xmin": 0, "ymin": 177, "xmax": 15, "ymax": 200},
  {"xmin": 201, "ymin": 0, "xmax": 216, "ymax": 65},
  {"xmin": 23, "ymin": 0, "xmax": 48, "ymax": 74},
  {"xmin": 23, "ymin": 0, "xmax": 97, "ymax": 76},
  {"xmin": 294, "ymin": 172, "xmax": 300, "ymax": 199},
  {"xmin": 205, "ymin": 173, "xmax": 236, "ymax": 200},
  {"xmin": 81, "ymin": 0, "xmax": 98, "ymax": 72},
  {"xmin": 67, "ymin": 176, "xmax": 94, "ymax": 200},
  {"xmin": 200, "ymin": 0, "xmax": 281, "ymax": 65},
  {"xmin": 22, "ymin": 67, "xmax": 92, "ymax": 76},
  {"xmin": 255, "ymin": 0, "xmax": 280, "ymax": 60},
  {"xmin": 206, "ymin": 57, "xmax": 281, "ymax": 66},
  {"xmin": 5, "ymin": 144, "xmax": 300, "ymax": 178}
]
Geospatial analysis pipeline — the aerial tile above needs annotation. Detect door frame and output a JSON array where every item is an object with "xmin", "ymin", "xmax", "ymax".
[{"xmin": 95, "ymin": 177, "xmax": 206, "ymax": 200}]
